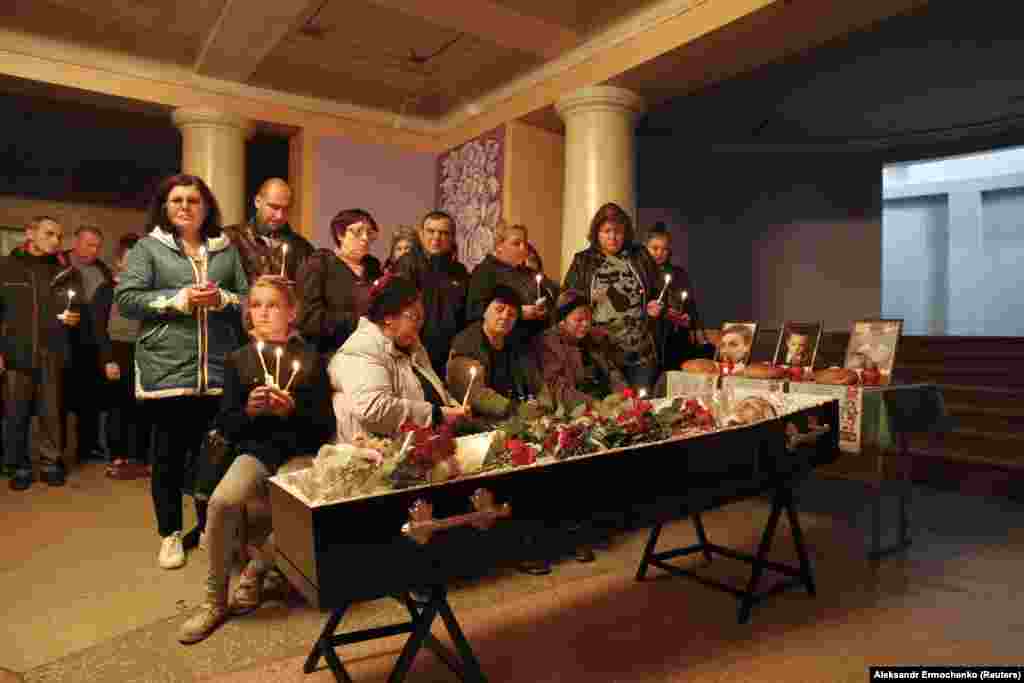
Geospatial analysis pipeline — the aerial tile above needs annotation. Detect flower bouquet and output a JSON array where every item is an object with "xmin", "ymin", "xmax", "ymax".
[{"xmin": 389, "ymin": 421, "xmax": 460, "ymax": 488}]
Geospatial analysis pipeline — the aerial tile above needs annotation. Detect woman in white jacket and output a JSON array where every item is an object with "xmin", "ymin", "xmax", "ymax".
[{"xmin": 329, "ymin": 274, "xmax": 468, "ymax": 443}]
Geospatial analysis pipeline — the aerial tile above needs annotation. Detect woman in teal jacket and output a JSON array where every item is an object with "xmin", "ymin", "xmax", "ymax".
[{"xmin": 115, "ymin": 174, "xmax": 249, "ymax": 571}]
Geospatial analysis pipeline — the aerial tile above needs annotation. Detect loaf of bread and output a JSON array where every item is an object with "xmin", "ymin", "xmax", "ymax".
[
  {"xmin": 681, "ymin": 358, "xmax": 721, "ymax": 375},
  {"xmin": 741, "ymin": 362, "xmax": 787, "ymax": 380},
  {"xmin": 813, "ymin": 367, "xmax": 859, "ymax": 385}
]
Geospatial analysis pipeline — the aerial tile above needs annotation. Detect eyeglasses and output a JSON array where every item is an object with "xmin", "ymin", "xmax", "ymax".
[
  {"xmin": 346, "ymin": 227, "xmax": 379, "ymax": 241},
  {"xmin": 167, "ymin": 197, "xmax": 203, "ymax": 207}
]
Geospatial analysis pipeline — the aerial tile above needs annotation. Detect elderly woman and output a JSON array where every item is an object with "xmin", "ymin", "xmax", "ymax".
[
  {"xmin": 467, "ymin": 222, "xmax": 553, "ymax": 345},
  {"xmin": 330, "ymin": 275, "xmax": 467, "ymax": 443},
  {"xmin": 296, "ymin": 208, "xmax": 382, "ymax": 356},
  {"xmin": 449, "ymin": 286, "xmax": 543, "ymax": 423},
  {"xmin": 395, "ymin": 211, "xmax": 469, "ymax": 377},
  {"xmin": 115, "ymin": 173, "xmax": 249, "ymax": 570},
  {"xmin": 563, "ymin": 203, "xmax": 662, "ymax": 391},
  {"xmin": 541, "ymin": 290, "xmax": 628, "ymax": 411}
]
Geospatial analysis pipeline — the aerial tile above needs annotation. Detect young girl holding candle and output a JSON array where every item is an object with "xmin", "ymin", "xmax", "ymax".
[{"xmin": 179, "ymin": 275, "xmax": 333, "ymax": 645}]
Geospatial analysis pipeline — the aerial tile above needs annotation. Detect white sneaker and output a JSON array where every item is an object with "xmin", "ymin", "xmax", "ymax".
[{"xmin": 159, "ymin": 531, "xmax": 186, "ymax": 569}]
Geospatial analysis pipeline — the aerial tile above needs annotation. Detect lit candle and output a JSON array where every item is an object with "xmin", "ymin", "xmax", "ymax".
[
  {"xmin": 657, "ymin": 273, "xmax": 672, "ymax": 304},
  {"xmin": 280, "ymin": 243, "xmax": 288, "ymax": 278},
  {"xmin": 462, "ymin": 365, "xmax": 478, "ymax": 410},
  {"xmin": 256, "ymin": 341, "xmax": 272, "ymax": 385},
  {"xmin": 197, "ymin": 246, "xmax": 208, "ymax": 285},
  {"xmin": 680, "ymin": 289, "xmax": 689, "ymax": 304},
  {"xmin": 283, "ymin": 359, "xmax": 301, "ymax": 392},
  {"xmin": 64, "ymin": 289, "xmax": 75, "ymax": 314},
  {"xmin": 274, "ymin": 346, "xmax": 283, "ymax": 388},
  {"xmin": 535, "ymin": 273, "xmax": 543, "ymax": 303},
  {"xmin": 637, "ymin": 387, "xmax": 648, "ymax": 410}
]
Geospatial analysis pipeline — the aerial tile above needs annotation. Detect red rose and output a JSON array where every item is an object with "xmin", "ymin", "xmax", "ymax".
[
  {"xmin": 787, "ymin": 365, "xmax": 805, "ymax": 382},
  {"xmin": 510, "ymin": 442, "xmax": 536, "ymax": 466},
  {"xmin": 622, "ymin": 388, "xmax": 636, "ymax": 399}
]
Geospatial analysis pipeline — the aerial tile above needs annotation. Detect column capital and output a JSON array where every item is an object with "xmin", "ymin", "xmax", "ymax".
[
  {"xmin": 555, "ymin": 86, "xmax": 646, "ymax": 122},
  {"xmin": 172, "ymin": 106, "xmax": 251, "ymax": 135}
]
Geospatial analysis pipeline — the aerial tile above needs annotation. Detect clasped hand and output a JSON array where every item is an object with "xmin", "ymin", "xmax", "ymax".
[
  {"xmin": 58, "ymin": 310, "xmax": 81, "ymax": 327},
  {"xmin": 186, "ymin": 286, "xmax": 221, "ymax": 309},
  {"xmin": 245, "ymin": 385, "xmax": 295, "ymax": 418}
]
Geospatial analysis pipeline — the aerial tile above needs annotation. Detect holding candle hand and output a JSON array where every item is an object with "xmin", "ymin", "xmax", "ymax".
[{"xmin": 58, "ymin": 289, "xmax": 81, "ymax": 327}]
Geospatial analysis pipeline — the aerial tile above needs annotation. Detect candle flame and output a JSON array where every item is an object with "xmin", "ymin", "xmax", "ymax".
[
  {"xmin": 638, "ymin": 388, "xmax": 648, "ymax": 398},
  {"xmin": 680, "ymin": 290, "xmax": 689, "ymax": 301},
  {"xmin": 665, "ymin": 273, "xmax": 672, "ymax": 284},
  {"xmin": 292, "ymin": 360, "xmax": 300, "ymax": 371},
  {"xmin": 68, "ymin": 290, "xmax": 75, "ymax": 299},
  {"xmin": 257, "ymin": 340, "xmax": 264, "ymax": 352},
  {"xmin": 535, "ymin": 273, "xmax": 542, "ymax": 283},
  {"xmin": 275, "ymin": 346, "xmax": 283, "ymax": 358},
  {"xmin": 470, "ymin": 365, "xmax": 478, "ymax": 378},
  {"xmin": 282, "ymin": 243, "xmax": 288, "ymax": 254}
]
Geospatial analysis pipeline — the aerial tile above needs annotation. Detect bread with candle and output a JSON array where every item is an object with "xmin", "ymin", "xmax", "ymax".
[
  {"xmin": 741, "ymin": 362, "xmax": 787, "ymax": 380},
  {"xmin": 681, "ymin": 358, "xmax": 721, "ymax": 375},
  {"xmin": 813, "ymin": 367, "xmax": 859, "ymax": 385}
]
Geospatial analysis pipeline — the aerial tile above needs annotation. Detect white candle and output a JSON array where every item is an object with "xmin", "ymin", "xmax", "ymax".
[
  {"xmin": 398, "ymin": 430, "xmax": 415, "ymax": 458},
  {"xmin": 535, "ymin": 273, "xmax": 543, "ymax": 302},
  {"xmin": 657, "ymin": 273, "xmax": 672, "ymax": 304},
  {"xmin": 256, "ymin": 341, "xmax": 272, "ymax": 385},
  {"xmin": 462, "ymin": 365, "xmax": 478, "ymax": 409},
  {"xmin": 274, "ymin": 346, "xmax": 283, "ymax": 388},
  {"xmin": 64, "ymin": 289, "xmax": 75, "ymax": 314},
  {"xmin": 283, "ymin": 360, "xmax": 301, "ymax": 392},
  {"xmin": 198, "ymin": 246, "xmax": 208, "ymax": 285},
  {"xmin": 680, "ymin": 289, "xmax": 689, "ymax": 304},
  {"xmin": 280, "ymin": 243, "xmax": 288, "ymax": 278}
]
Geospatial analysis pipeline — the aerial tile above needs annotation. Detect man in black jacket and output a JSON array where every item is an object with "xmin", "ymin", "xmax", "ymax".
[
  {"xmin": 395, "ymin": 211, "xmax": 469, "ymax": 376},
  {"xmin": 1, "ymin": 216, "xmax": 83, "ymax": 490},
  {"xmin": 64, "ymin": 225, "xmax": 117, "ymax": 463}
]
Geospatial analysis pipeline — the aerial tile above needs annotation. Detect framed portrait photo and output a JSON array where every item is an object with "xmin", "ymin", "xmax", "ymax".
[
  {"xmin": 773, "ymin": 321, "xmax": 823, "ymax": 370},
  {"xmin": 844, "ymin": 319, "xmax": 903, "ymax": 384},
  {"xmin": 714, "ymin": 321, "xmax": 758, "ymax": 365}
]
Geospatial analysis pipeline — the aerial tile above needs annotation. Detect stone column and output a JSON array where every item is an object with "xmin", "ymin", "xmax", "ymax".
[
  {"xmin": 171, "ymin": 107, "xmax": 250, "ymax": 226},
  {"xmin": 555, "ymin": 86, "xmax": 646, "ymax": 277}
]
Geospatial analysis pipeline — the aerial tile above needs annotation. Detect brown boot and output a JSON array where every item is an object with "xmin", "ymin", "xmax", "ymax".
[{"xmin": 178, "ymin": 602, "xmax": 229, "ymax": 644}]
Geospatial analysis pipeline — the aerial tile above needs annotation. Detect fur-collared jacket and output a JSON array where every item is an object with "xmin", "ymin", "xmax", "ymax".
[{"xmin": 114, "ymin": 227, "xmax": 249, "ymax": 400}]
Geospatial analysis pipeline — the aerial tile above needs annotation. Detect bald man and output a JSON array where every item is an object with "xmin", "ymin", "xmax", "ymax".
[{"xmin": 223, "ymin": 178, "xmax": 314, "ymax": 282}]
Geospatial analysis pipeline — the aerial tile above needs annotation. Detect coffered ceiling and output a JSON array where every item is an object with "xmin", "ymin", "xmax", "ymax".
[{"xmin": 1, "ymin": 0, "xmax": 925, "ymax": 130}]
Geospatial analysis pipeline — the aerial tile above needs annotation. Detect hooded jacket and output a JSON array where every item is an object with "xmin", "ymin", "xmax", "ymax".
[
  {"xmin": 0, "ymin": 250, "xmax": 83, "ymax": 370},
  {"xmin": 329, "ymin": 316, "xmax": 454, "ymax": 444},
  {"xmin": 114, "ymin": 227, "xmax": 249, "ymax": 400},
  {"xmin": 394, "ymin": 243, "xmax": 469, "ymax": 376}
]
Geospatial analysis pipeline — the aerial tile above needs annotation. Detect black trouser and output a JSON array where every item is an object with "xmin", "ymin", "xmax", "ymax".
[
  {"xmin": 106, "ymin": 341, "xmax": 152, "ymax": 464},
  {"xmin": 66, "ymin": 344, "xmax": 106, "ymax": 461},
  {"xmin": 146, "ymin": 395, "xmax": 219, "ymax": 538},
  {"xmin": 2, "ymin": 349, "xmax": 67, "ymax": 474}
]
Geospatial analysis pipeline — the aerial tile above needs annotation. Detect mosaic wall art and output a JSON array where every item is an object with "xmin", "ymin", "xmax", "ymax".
[{"xmin": 436, "ymin": 125, "xmax": 505, "ymax": 270}]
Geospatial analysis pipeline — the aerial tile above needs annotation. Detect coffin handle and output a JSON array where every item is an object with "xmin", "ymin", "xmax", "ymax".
[
  {"xmin": 786, "ymin": 424, "xmax": 832, "ymax": 453},
  {"xmin": 402, "ymin": 488, "xmax": 512, "ymax": 545}
]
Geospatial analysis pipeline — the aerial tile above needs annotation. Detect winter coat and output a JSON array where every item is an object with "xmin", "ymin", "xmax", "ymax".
[
  {"xmin": 394, "ymin": 244, "xmax": 469, "ymax": 376},
  {"xmin": 561, "ymin": 243, "xmax": 662, "ymax": 361},
  {"xmin": 216, "ymin": 337, "xmax": 334, "ymax": 472},
  {"xmin": 466, "ymin": 254, "xmax": 557, "ymax": 344},
  {"xmin": 329, "ymin": 317, "xmax": 454, "ymax": 444},
  {"xmin": 114, "ymin": 227, "xmax": 249, "ymax": 400},
  {"xmin": 653, "ymin": 262, "xmax": 703, "ymax": 372},
  {"xmin": 0, "ymin": 251, "xmax": 83, "ymax": 370},
  {"xmin": 447, "ymin": 321, "xmax": 543, "ymax": 419},
  {"xmin": 539, "ymin": 326, "xmax": 628, "ymax": 410},
  {"xmin": 221, "ymin": 221, "xmax": 315, "ymax": 283},
  {"xmin": 296, "ymin": 249, "xmax": 381, "ymax": 355}
]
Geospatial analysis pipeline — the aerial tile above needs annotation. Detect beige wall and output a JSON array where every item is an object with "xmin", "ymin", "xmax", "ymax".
[
  {"xmin": 503, "ymin": 120, "xmax": 565, "ymax": 280},
  {"xmin": 0, "ymin": 195, "xmax": 147, "ymax": 263}
]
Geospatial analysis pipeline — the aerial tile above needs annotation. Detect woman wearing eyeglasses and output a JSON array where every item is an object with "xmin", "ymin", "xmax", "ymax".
[
  {"xmin": 295, "ymin": 209, "xmax": 382, "ymax": 356},
  {"xmin": 330, "ymin": 275, "xmax": 468, "ymax": 444}
]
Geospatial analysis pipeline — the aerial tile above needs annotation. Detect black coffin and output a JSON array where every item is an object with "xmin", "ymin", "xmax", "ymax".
[{"xmin": 271, "ymin": 400, "xmax": 840, "ymax": 608}]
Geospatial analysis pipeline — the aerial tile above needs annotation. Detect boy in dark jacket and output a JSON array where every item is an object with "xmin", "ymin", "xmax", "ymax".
[{"xmin": 0, "ymin": 216, "xmax": 84, "ymax": 490}]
